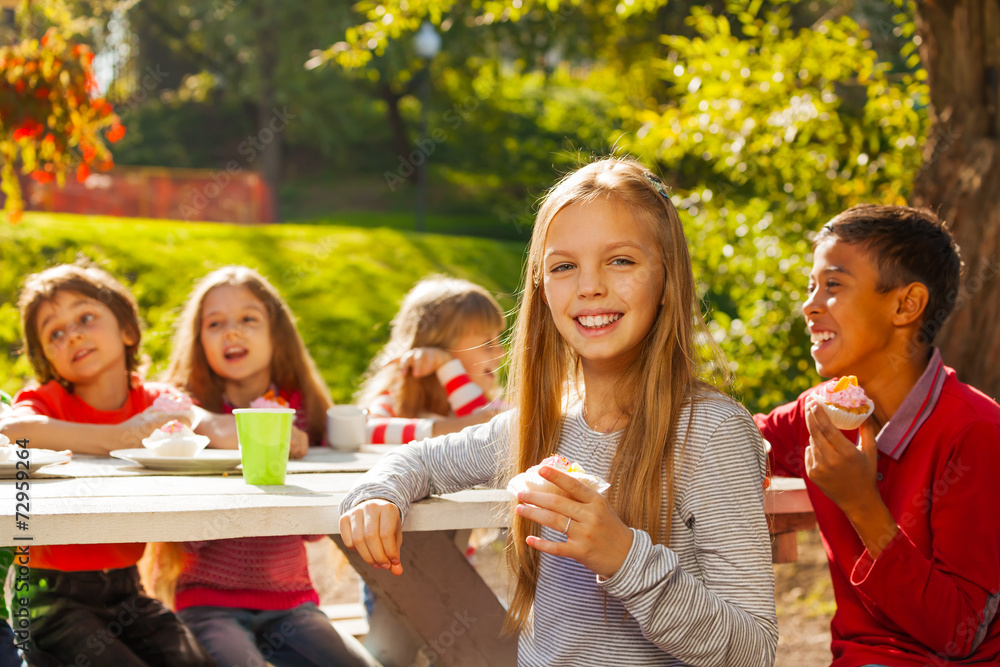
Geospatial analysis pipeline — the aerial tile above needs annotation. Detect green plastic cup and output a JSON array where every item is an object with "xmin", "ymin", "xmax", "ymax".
[{"xmin": 232, "ymin": 408, "xmax": 295, "ymax": 485}]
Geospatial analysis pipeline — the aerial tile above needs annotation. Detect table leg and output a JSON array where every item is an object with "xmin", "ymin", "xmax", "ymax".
[{"xmin": 331, "ymin": 531, "xmax": 517, "ymax": 667}]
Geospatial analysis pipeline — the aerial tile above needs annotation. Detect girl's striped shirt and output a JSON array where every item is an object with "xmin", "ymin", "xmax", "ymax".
[{"xmin": 341, "ymin": 392, "xmax": 778, "ymax": 666}]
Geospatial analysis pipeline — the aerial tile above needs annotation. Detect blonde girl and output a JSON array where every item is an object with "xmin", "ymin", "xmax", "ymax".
[
  {"xmin": 339, "ymin": 158, "xmax": 777, "ymax": 666},
  {"xmin": 356, "ymin": 275, "xmax": 506, "ymax": 444},
  {"xmin": 158, "ymin": 266, "xmax": 377, "ymax": 667}
]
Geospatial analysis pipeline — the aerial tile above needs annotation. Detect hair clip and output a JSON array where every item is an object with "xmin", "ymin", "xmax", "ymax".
[{"xmin": 643, "ymin": 172, "xmax": 671, "ymax": 199}]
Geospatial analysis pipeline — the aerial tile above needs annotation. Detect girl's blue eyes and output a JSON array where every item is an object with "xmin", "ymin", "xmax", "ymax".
[{"xmin": 550, "ymin": 258, "xmax": 635, "ymax": 272}]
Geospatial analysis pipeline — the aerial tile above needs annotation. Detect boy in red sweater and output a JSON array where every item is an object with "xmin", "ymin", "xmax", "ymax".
[
  {"xmin": 756, "ymin": 205, "xmax": 1000, "ymax": 666},
  {"xmin": 0, "ymin": 264, "xmax": 214, "ymax": 666}
]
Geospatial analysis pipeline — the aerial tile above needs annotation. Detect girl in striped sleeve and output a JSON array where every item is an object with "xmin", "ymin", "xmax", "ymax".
[
  {"xmin": 340, "ymin": 158, "xmax": 777, "ymax": 666},
  {"xmin": 355, "ymin": 275, "xmax": 507, "ymax": 445}
]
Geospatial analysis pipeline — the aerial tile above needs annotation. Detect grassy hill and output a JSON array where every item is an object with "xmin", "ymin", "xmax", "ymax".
[{"xmin": 0, "ymin": 213, "xmax": 527, "ymax": 402}]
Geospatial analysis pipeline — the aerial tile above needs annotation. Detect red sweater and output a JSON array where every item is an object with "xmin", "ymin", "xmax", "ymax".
[
  {"xmin": 11, "ymin": 377, "xmax": 171, "ymax": 571},
  {"xmin": 756, "ymin": 354, "xmax": 1000, "ymax": 666},
  {"xmin": 178, "ymin": 386, "xmax": 322, "ymax": 611}
]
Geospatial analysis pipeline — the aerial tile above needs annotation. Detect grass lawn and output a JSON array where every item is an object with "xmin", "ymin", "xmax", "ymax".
[{"xmin": 0, "ymin": 212, "xmax": 527, "ymax": 402}]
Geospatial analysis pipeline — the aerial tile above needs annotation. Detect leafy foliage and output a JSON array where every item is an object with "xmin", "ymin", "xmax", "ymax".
[
  {"xmin": 1, "ymin": 26, "xmax": 124, "ymax": 223},
  {"xmin": 321, "ymin": 0, "xmax": 928, "ymax": 413}
]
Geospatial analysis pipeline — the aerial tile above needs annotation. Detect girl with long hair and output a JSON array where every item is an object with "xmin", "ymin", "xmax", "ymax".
[
  {"xmin": 355, "ymin": 275, "xmax": 506, "ymax": 444},
  {"xmin": 339, "ymin": 157, "xmax": 777, "ymax": 665},
  {"xmin": 156, "ymin": 266, "xmax": 377, "ymax": 667}
]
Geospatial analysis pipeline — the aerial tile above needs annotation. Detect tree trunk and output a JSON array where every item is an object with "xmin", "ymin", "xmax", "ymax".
[
  {"xmin": 255, "ymin": 0, "xmax": 282, "ymax": 220},
  {"xmin": 381, "ymin": 82, "xmax": 419, "ymax": 184},
  {"xmin": 911, "ymin": 0, "xmax": 1000, "ymax": 399}
]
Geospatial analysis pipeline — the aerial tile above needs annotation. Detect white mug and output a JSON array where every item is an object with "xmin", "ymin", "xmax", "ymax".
[{"xmin": 326, "ymin": 405, "xmax": 366, "ymax": 452}]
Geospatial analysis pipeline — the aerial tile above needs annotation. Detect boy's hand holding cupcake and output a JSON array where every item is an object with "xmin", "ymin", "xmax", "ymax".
[{"xmin": 803, "ymin": 377, "xmax": 882, "ymax": 517}]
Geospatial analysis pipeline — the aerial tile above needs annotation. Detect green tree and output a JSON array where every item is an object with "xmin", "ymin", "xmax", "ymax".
[{"xmin": 323, "ymin": 0, "xmax": 928, "ymax": 412}]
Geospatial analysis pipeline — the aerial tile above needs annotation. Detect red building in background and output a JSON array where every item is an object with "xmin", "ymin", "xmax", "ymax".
[{"xmin": 20, "ymin": 166, "xmax": 274, "ymax": 224}]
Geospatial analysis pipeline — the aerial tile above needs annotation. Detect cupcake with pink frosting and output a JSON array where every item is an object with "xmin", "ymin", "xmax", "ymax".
[
  {"xmin": 817, "ymin": 375, "xmax": 874, "ymax": 430},
  {"xmin": 151, "ymin": 393, "xmax": 193, "ymax": 412},
  {"xmin": 507, "ymin": 454, "xmax": 610, "ymax": 499},
  {"xmin": 142, "ymin": 420, "xmax": 210, "ymax": 457}
]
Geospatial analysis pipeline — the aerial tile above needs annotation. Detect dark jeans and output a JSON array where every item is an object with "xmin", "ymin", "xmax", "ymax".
[
  {"xmin": 18, "ymin": 567, "xmax": 215, "ymax": 667},
  {"xmin": 0, "ymin": 621, "xmax": 23, "ymax": 667},
  {"xmin": 177, "ymin": 603, "xmax": 379, "ymax": 667}
]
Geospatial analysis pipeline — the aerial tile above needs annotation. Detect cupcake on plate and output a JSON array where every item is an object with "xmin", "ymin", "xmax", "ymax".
[
  {"xmin": 817, "ymin": 375, "xmax": 874, "ymax": 430},
  {"xmin": 142, "ymin": 420, "xmax": 210, "ymax": 457}
]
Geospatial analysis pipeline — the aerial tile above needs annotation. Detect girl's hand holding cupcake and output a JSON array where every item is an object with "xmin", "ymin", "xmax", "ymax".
[
  {"xmin": 515, "ymin": 465, "xmax": 634, "ymax": 579},
  {"xmin": 119, "ymin": 409, "xmax": 195, "ymax": 448}
]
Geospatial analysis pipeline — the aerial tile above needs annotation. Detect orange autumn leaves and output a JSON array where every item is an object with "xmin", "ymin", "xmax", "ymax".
[{"xmin": 1, "ymin": 28, "xmax": 125, "ymax": 223}]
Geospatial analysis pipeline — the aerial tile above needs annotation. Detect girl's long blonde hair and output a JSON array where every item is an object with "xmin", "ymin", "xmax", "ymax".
[
  {"xmin": 164, "ymin": 266, "xmax": 332, "ymax": 443},
  {"xmin": 503, "ymin": 156, "xmax": 727, "ymax": 633},
  {"xmin": 355, "ymin": 275, "xmax": 505, "ymax": 416}
]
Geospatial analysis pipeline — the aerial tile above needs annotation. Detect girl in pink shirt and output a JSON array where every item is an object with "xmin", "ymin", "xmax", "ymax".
[{"xmin": 154, "ymin": 266, "xmax": 377, "ymax": 667}]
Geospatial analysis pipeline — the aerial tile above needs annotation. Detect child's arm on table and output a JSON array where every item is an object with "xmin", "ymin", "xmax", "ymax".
[
  {"xmin": 805, "ymin": 398, "xmax": 1000, "ymax": 658},
  {"xmin": 366, "ymin": 354, "xmax": 495, "ymax": 444},
  {"xmin": 0, "ymin": 409, "xmax": 192, "ymax": 455},
  {"xmin": 340, "ymin": 410, "xmax": 511, "ymax": 574}
]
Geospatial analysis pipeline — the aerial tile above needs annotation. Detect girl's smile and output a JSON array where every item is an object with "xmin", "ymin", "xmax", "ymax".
[
  {"xmin": 200, "ymin": 285, "xmax": 273, "ymax": 398},
  {"xmin": 542, "ymin": 198, "xmax": 663, "ymax": 374}
]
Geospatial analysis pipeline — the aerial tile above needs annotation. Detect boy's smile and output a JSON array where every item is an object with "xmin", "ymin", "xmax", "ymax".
[{"xmin": 803, "ymin": 238, "xmax": 900, "ymax": 381}]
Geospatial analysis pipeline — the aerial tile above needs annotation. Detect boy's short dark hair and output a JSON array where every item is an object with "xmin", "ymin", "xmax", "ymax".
[
  {"xmin": 815, "ymin": 204, "xmax": 963, "ymax": 344},
  {"xmin": 19, "ymin": 263, "xmax": 142, "ymax": 390}
]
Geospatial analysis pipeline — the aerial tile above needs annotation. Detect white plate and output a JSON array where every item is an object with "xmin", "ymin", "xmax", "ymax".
[
  {"xmin": 0, "ymin": 449, "xmax": 73, "ymax": 478},
  {"xmin": 110, "ymin": 449, "xmax": 242, "ymax": 473}
]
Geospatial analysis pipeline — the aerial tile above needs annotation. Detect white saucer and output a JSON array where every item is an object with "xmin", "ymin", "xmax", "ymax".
[
  {"xmin": 0, "ymin": 449, "xmax": 73, "ymax": 478},
  {"xmin": 110, "ymin": 449, "xmax": 242, "ymax": 473}
]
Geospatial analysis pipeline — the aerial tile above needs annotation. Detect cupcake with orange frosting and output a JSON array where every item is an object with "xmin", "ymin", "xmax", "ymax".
[
  {"xmin": 507, "ymin": 454, "xmax": 610, "ymax": 498},
  {"xmin": 249, "ymin": 390, "xmax": 289, "ymax": 409},
  {"xmin": 817, "ymin": 375, "xmax": 874, "ymax": 430}
]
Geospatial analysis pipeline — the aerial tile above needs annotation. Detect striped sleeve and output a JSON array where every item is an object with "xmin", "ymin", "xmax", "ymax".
[
  {"xmin": 340, "ymin": 411, "xmax": 511, "ymax": 519},
  {"xmin": 598, "ymin": 409, "xmax": 777, "ymax": 666},
  {"xmin": 364, "ymin": 391, "xmax": 434, "ymax": 445},
  {"xmin": 436, "ymin": 358, "xmax": 488, "ymax": 416}
]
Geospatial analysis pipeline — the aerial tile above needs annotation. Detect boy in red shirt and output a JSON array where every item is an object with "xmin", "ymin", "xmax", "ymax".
[
  {"xmin": 0, "ymin": 264, "xmax": 214, "ymax": 666},
  {"xmin": 756, "ymin": 205, "xmax": 1000, "ymax": 666}
]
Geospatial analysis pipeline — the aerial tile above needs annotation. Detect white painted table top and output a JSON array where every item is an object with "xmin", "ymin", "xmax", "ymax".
[{"xmin": 0, "ymin": 449, "xmax": 810, "ymax": 547}]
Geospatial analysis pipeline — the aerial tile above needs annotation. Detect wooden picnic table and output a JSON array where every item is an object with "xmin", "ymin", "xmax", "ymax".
[{"xmin": 0, "ymin": 449, "xmax": 812, "ymax": 667}]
